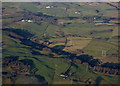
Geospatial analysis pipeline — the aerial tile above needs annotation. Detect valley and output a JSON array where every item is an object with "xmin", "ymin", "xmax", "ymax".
[{"xmin": 2, "ymin": 2, "xmax": 120, "ymax": 85}]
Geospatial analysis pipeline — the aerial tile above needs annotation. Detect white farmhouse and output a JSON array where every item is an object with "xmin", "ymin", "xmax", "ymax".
[
  {"xmin": 21, "ymin": 20, "xmax": 25, "ymax": 22},
  {"xmin": 60, "ymin": 74, "xmax": 65, "ymax": 77},
  {"xmin": 21, "ymin": 19, "xmax": 33, "ymax": 23},
  {"xmin": 27, "ymin": 20, "xmax": 33, "ymax": 23},
  {"xmin": 46, "ymin": 6, "xmax": 51, "ymax": 9},
  {"xmin": 94, "ymin": 17, "xmax": 96, "ymax": 20},
  {"xmin": 75, "ymin": 12, "xmax": 78, "ymax": 14},
  {"xmin": 75, "ymin": 11, "xmax": 81, "ymax": 14}
]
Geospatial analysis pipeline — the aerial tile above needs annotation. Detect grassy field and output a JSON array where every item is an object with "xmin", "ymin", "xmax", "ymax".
[
  {"xmin": 28, "ymin": 57, "xmax": 54, "ymax": 83},
  {"xmin": 94, "ymin": 57, "xmax": 119, "ymax": 63},
  {"xmin": 23, "ymin": 22, "xmax": 48, "ymax": 37},
  {"xmin": 46, "ymin": 25, "xmax": 61, "ymax": 38},
  {"xmin": 35, "ymin": 2, "xmax": 118, "ymax": 17},
  {"xmin": 63, "ymin": 37, "xmax": 91, "ymax": 53},
  {"xmin": 26, "ymin": 57, "xmax": 119, "ymax": 84},
  {"xmin": 2, "ymin": 2, "xmax": 119, "ymax": 85},
  {"xmin": 19, "ymin": 2, "xmax": 39, "ymax": 13},
  {"xmin": 2, "ymin": 32, "xmax": 32, "ymax": 57},
  {"xmin": 62, "ymin": 23, "xmax": 116, "ymax": 38},
  {"xmin": 2, "ymin": 27, "xmax": 119, "ymax": 85},
  {"xmin": 10, "ymin": 21, "xmax": 49, "ymax": 38},
  {"xmin": 48, "ymin": 37, "xmax": 66, "ymax": 47},
  {"xmin": 27, "ymin": 57, "xmax": 71, "ymax": 83},
  {"xmin": 83, "ymin": 39, "xmax": 118, "ymax": 57}
]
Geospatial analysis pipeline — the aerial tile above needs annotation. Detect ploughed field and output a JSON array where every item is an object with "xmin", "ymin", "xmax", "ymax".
[{"xmin": 2, "ymin": 2, "xmax": 119, "ymax": 84}]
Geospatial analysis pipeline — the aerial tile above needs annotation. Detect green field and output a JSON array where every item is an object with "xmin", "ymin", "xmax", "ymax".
[
  {"xmin": 2, "ymin": 2, "xmax": 119, "ymax": 85},
  {"xmin": 83, "ymin": 39, "xmax": 118, "ymax": 57}
]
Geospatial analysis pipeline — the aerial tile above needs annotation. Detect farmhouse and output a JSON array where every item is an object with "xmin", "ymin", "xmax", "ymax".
[
  {"xmin": 46, "ymin": 5, "xmax": 55, "ymax": 9},
  {"xmin": 21, "ymin": 19, "xmax": 25, "ymax": 22},
  {"xmin": 58, "ymin": 74, "xmax": 68, "ymax": 79},
  {"xmin": 46, "ymin": 6, "xmax": 51, "ymax": 8},
  {"xmin": 75, "ymin": 11, "xmax": 81, "ymax": 14},
  {"xmin": 27, "ymin": 20, "xmax": 33, "ymax": 23},
  {"xmin": 21, "ymin": 19, "xmax": 33, "ymax": 23},
  {"xmin": 60, "ymin": 74, "xmax": 65, "ymax": 77},
  {"xmin": 93, "ymin": 17, "xmax": 96, "ymax": 20}
]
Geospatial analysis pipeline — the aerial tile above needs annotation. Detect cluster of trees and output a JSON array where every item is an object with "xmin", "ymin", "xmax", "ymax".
[
  {"xmin": 101, "ymin": 62, "xmax": 120, "ymax": 69},
  {"xmin": 76, "ymin": 55, "xmax": 93, "ymax": 63},
  {"xmin": 75, "ymin": 55, "xmax": 101, "ymax": 67},
  {"xmin": 3, "ymin": 56, "xmax": 19, "ymax": 66},
  {"xmin": 23, "ymin": 38, "xmax": 119, "ymax": 75},
  {"xmin": 67, "ymin": 17, "xmax": 79, "ymax": 20},
  {"xmin": 3, "ymin": 56, "xmax": 35, "ymax": 72},
  {"xmin": 20, "ymin": 39, "xmax": 47, "ymax": 51},
  {"xmin": 65, "ymin": 34, "xmax": 89, "ymax": 38},
  {"xmin": 3, "ymin": 28, "xmax": 119, "ymax": 76},
  {"xmin": 73, "ymin": 55, "xmax": 119, "ymax": 75},
  {"xmin": 31, "ymin": 50, "xmax": 44, "ymax": 55},
  {"xmin": 34, "ymin": 12, "xmax": 54, "ymax": 18},
  {"xmin": 19, "ymin": 59, "xmax": 35, "ymax": 71},
  {"xmin": 89, "ymin": 29, "xmax": 113, "ymax": 35},
  {"xmin": 88, "ymin": 59, "xmax": 101, "ymax": 67},
  {"xmin": 3, "ymin": 56, "xmax": 32, "ymax": 75},
  {"xmin": 53, "ymin": 45, "xmax": 65, "ymax": 50},
  {"xmin": 2, "ymin": 56, "xmax": 48, "ymax": 84},
  {"xmin": 90, "ymin": 65, "xmax": 119, "ymax": 75},
  {"xmin": 3, "ymin": 28, "xmax": 34, "ymax": 39}
]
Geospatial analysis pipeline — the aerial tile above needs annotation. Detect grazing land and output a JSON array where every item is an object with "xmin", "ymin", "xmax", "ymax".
[{"xmin": 2, "ymin": 2, "xmax": 120, "ymax": 85}]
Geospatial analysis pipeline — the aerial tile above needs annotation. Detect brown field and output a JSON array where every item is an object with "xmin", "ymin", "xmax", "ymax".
[
  {"xmin": 48, "ymin": 38, "xmax": 66, "ymax": 47},
  {"xmin": 94, "ymin": 57, "xmax": 119, "ymax": 63},
  {"xmin": 63, "ymin": 37, "xmax": 91, "ymax": 53}
]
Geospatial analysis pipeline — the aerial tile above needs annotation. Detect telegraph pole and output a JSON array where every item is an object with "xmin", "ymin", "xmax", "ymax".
[
  {"xmin": 70, "ymin": 40, "xmax": 72, "ymax": 46},
  {"xmin": 102, "ymin": 50, "xmax": 106, "ymax": 57},
  {"xmin": 86, "ymin": 65, "xmax": 88, "ymax": 72}
]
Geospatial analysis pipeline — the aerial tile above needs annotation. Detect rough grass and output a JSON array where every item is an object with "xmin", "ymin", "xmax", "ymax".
[
  {"xmin": 2, "ymin": 32, "xmax": 37, "ymax": 57},
  {"xmin": 62, "ymin": 23, "xmax": 116, "ymax": 38},
  {"xmin": 9, "ymin": 22, "xmax": 49, "ymax": 38},
  {"xmin": 28, "ymin": 57, "xmax": 70, "ymax": 84},
  {"xmin": 63, "ymin": 37, "xmax": 91, "ymax": 53},
  {"xmin": 94, "ymin": 57, "xmax": 119, "ymax": 63},
  {"xmin": 83, "ymin": 39, "xmax": 118, "ymax": 57},
  {"xmin": 46, "ymin": 25, "xmax": 61, "ymax": 37},
  {"xmin": 40, "ymin": 7, "xmax": 67, "ymax": 17},
  {"xmin": 2, "ymin": 2, "xmax": 119, "ymax": 84},
  {"xmin": 23, "ymin": 23, "xmax": 48, "ymax": 37},
  {"xmin": 19, "ymin": 2, "xmax": 39, "ymax": 13},
  {"xmin": 28, "ymin": 57, "xmax": 54, "ymax": 83}
]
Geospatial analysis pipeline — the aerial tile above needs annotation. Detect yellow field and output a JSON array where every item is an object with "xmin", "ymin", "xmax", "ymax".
[
  {"xmin": 94, "ymin": 57, "xmax": 119, "ymax": 63},
  {"xmin": 48, "ymin": 38, "xmax": 66, "ymax": 47},
  {"xmin": 63, "ymin": 37, "xmax": 91, "ymax": 53}
]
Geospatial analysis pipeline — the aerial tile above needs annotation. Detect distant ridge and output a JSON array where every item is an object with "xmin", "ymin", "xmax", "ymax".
[{"xmin": 1, "ymin": 0, "xmax": 120, "ymax": 2}]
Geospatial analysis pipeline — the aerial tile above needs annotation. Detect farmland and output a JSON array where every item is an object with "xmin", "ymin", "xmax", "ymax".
[{"xmin": 2, "ymin": 2, "xmax": 120, "ymax": 85}]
